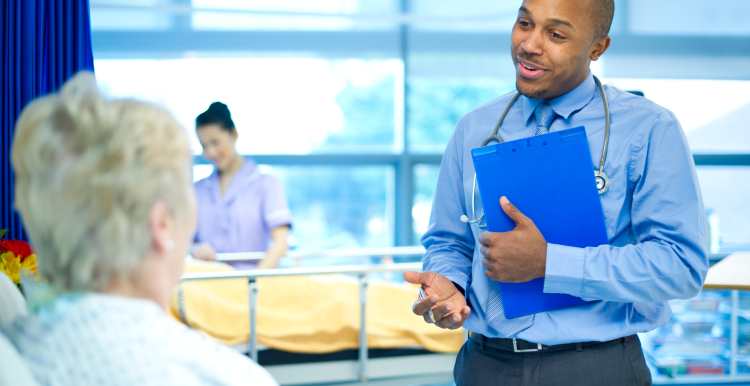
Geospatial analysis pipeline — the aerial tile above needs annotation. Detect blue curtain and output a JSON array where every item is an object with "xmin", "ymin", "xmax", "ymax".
[{"xmin": 1, "ymin": 0, "xmax": 94, "ymax": 240}]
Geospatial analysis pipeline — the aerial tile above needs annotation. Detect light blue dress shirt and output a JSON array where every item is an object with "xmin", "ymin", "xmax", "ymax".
[{"xmin": 421, "ymin": 72, "xmax": 709, "ymax": 345}]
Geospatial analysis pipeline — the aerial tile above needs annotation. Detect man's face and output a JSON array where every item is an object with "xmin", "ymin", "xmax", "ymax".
[{"xmin": 511, "ymin": 0, "xmax": 603, "ymax": 100}]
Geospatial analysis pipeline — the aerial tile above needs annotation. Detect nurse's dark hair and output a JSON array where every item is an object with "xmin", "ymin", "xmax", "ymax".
[
  {"xmin": 590, "ymin": 0, "xmax": 615, "ymax": 38},
  {"xmin": 196, "ymin": 102, "xmax": 235, "ymax": 132}
]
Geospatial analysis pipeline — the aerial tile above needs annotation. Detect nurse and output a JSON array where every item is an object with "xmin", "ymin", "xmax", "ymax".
[{"xmin": 192, "ymin": 102, "xmax": 292, "ymax": 269}]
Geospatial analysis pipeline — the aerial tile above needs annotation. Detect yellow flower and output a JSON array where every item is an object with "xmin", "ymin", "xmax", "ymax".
[
  {"xmin": 0, "ymin": 252, "xmax": 21, "ymax": 284},
  {"xmin": 21, "ymin": 254, "xmax": 38, "ymax": 278}
]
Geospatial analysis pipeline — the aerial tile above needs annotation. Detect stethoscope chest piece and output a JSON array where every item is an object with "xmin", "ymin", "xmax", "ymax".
[{"xmin": 595, "ymin": 169, "xmax": 610, "ymax": 195}]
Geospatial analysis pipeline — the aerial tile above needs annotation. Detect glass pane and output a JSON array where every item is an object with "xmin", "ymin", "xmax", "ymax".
[
  {"xmin": 191, "ymin": 0, "xmax": 398, "ymax": 31},
  {"xmin": 640, "ymin": 289, "xmax": 732, "ymax": 377},
  {"xmin": 192, "ymin": 164, "xmax": 393, "ymax": 266},
  {"xmin": 412, "ymin": 164, "xmax": 440, "ymax": 244},
  {"xmin": 629, "ymin": 0, "xmax": 750, "ymax": 36},
  {"xmin": 95, "ymin": 58, "xmax": 401, "ymax": 154},
  {"xmin": 601, "ymin": 78, "xmax": 750, "ymax": 154},
  {"xmin": 409, "ymin": 0, "xmax": 517, "ymax": 32},
  {"xmin": 264, "ymin": 165, "xmax": 393, "ymax": 252},
  {"xmin": 407, "ymin": 77, "xmax": 515, "ymax": 153},
  {"xmin": 698, "ymin": 166, "xmax": 750, "ymax": 254},
  {"xmin": 90, "ymin": 0, "xmax": 173, "ymax": 31},
  {"xmin": 740, "ymin": 291, "xmax": 750, "ymax": 374},
  {"xmin": 193, "ymin": 164, "xmax": 393, "ymax": 245}
]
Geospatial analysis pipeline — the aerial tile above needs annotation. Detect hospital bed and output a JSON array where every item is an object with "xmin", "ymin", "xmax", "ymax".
[{"xmin": 181, "ymin": 247, "xmax": 461, "ymax": 386}]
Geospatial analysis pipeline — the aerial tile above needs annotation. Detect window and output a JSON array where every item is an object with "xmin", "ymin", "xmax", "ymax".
[
  {"xmin": 697, "ymin": 167, "xmax": 750, "ymax": 254},
  {"xmin": 629, "ymin": 0, "xmax": 750, "ymax": 36},
  {"xmin": 412, "ymin": 164, "xmax": 439, "ymax": 243},
  {"xmin": 91, "ymin": 0, "xmax": 750, "ymax": 250},
  {"xmin": 191, "ymin": 0, "xmax": 398, "ymax": 31},
  {"xmin": 601, "ymin": 78, "xmax": 750, "ymax": 154},
  {"xmin": 407, "ymin": 77, "xmax": 515, "ymax": 153},
  {"xmin": 95, "ymin": 58, "xmax": 402, "ymax": 155},
  {"xmin": 262, "ymin": 165, "xmax": 394, "ymax": 250}
]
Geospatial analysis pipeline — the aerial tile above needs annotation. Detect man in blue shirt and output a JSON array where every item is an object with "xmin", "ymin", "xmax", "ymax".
[{"xmin": 404, "ymin": 0, "xmax": 708, "ymax": 384}]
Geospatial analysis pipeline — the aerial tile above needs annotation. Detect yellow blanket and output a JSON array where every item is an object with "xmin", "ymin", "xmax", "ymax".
[{"xmin": 169, "ymin": 260, "xmax": 463, "ymax": 353}]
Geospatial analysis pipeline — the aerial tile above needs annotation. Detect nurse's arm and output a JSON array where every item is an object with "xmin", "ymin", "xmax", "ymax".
[
  {"xmin": 257, "ymin": 225, "xmax": 290, "ymax": 269},
  {"xmin": 191, "ymin": 243, "xmax": 217, "ymax": 261}
]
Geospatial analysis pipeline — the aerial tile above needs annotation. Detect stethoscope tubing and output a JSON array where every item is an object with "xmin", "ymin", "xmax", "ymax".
[{"xmin": 464, "ymin": 75, "xmax": 611, "ymax": 228}]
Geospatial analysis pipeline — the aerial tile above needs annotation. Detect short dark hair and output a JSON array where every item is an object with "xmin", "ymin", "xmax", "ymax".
[
  {"xmin": 196, "ymin": 102, "xmax": 235, "ymax": 132},
  {"xmin": 590, "ymin": 0, "xmax": 615, "ymax": 38}
]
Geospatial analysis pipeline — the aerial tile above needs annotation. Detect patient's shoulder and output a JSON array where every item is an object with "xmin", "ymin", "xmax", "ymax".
[{"xmin": 4, "ymin": 294, "xmax": 277, "ymax": 386}]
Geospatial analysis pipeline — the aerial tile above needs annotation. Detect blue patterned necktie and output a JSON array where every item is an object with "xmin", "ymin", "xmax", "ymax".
[
  {"xmin": 484, "ymin": 102, "xmax": 557, "ymax": 337},
  {"xmin": 533, "ymin": 102, "xmax": 557, "ymax": 136}
]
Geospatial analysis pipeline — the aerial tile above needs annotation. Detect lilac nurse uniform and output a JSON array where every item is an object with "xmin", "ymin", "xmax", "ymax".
[{"xmin": 194, "ymin": 158, "xmax": 292, "ymax": 269}]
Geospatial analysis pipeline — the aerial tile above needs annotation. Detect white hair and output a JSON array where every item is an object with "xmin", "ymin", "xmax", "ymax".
[{"xmin": 11, "ymin": 72, "xmax": 194, "ymax": 292}]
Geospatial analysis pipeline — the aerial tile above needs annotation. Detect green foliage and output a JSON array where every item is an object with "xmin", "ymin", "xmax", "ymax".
[
  {"xmin": 407, "ymin": 79, "xmax": 515, "ymax": 152},
  {"xmin": 0, "ymin": 229, "xmax": 6, "ymax": 239},
  {"xmin": 314, "ymin": 78, "xmax": 395, "ymax": 152}
]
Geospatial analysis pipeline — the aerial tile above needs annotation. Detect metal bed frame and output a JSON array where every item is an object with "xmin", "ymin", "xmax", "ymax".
[
  {"xmin": 184, "ymin": 248, "xmax": 750, "ymax": 385},
  {"xmin": 181, "ymin": 247, "xmax": 459, "ymax": 386}
]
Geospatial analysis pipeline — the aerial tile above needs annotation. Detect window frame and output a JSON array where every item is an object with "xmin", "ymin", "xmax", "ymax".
[{"xmin": 94, "ymin": 0, "xmax": 750, "ymax": 247}]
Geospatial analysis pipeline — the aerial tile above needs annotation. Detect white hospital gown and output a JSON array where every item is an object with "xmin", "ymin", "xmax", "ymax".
[{"xmin": 1, "ymin": 293, "xmax": 277, "ymax": 386}]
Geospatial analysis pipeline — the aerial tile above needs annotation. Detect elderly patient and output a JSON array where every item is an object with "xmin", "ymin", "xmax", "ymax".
[{"xmin": 2, "ymin": 73, "xmax": 277, "ymax": 386}]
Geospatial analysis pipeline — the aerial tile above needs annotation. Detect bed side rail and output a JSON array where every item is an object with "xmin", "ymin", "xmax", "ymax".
[{"xmin": 180, "ymin": 262, "xmax": 425, "ymax": 382}]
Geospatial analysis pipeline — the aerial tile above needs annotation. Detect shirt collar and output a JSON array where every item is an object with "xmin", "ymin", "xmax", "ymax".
[
  {"xmin": 521, "ymin": 71, "xmax": 597, "ymax": 123},
  {"xmin": 208, "ymin": 157, "xmax": 258, "ymax": 183},
  {"xmin": 206, "ymin": 157, "xmax": 260, "ymax": 202},
  {"xmin": 235, "ymin": 157, "xmax": 258, "ymax": 183}
]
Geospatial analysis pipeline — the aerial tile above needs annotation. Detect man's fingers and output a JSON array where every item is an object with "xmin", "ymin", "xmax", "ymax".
[
  {"xmin": 404, "ymin": 271, "xmax": 435, "ymax": 286},
  {"xmin": 403, "ymin": 271, "xmax": 422, "ymax": 284},
  {"xmin": 500, "ymin": 196, "xmax": 529, "ymax": 228},
  {"xmin": 435, "ymin": 312, "xmax": 458, "ymax": 329},
  {"xmin": 436, "ymin": 309, "xmax": 466, "ymax": 329},
  {"xmin": 432, "ymin": 301, "xmax": 455, "ymax": 321},
  {"xmin": 412, "ymin": 295, "xmax": 437, "ymax": 316},
  {"xmin": 447, "ymin": 307, "xmax": 471, "ymax": 330},
  {"xmin": 478, "ymin": 231, "xmax": 492, "ymax": 246}
]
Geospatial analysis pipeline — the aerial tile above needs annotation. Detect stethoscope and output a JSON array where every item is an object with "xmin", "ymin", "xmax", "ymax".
[{"xmin": 460, "ymin": 75, "xmax": 611, "ymax": 228}]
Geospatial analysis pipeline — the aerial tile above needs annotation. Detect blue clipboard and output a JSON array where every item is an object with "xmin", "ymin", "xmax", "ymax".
[{"xmin": 471, "ymin": 127, "xmax": 608, "ymax": 319}]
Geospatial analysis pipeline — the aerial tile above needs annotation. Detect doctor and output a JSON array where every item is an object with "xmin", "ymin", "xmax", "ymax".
[
  {"xmin": 192, "ymin": 102, "xmax": 292, "ymax": 269},
  {"xmin": 405, "ymin": 0, "xmax": 708, "ymax": 385}
]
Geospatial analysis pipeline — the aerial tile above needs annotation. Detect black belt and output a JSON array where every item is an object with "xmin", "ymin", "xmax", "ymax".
[{"xmin": 469, "ymin": 332, "xmax": 628, "ymax": 353}]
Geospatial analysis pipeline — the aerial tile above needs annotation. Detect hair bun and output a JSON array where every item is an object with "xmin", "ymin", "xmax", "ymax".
[
  {"xmin": 196, "ymin": 102, "xmax": 235, "ymax": 131},
  {"xmin": 208, "ymin": 102, "xmax": 229, "ymax": 114}
]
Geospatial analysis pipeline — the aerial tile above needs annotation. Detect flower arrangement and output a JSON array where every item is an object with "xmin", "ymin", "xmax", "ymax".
[{"xmin": 0, "ymin": 229, "xmax": 39, "ymax": 292}]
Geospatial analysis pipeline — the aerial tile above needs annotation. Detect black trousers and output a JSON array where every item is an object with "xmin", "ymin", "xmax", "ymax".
[{"xmin": 453, "ymin": 335, "xmax": 652, "ymax": 386}]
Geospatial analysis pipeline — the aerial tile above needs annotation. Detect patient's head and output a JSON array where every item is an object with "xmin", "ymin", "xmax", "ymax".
[{"xmin": 11, "ymin": 72, "xmax": 196, "ymax": 307}]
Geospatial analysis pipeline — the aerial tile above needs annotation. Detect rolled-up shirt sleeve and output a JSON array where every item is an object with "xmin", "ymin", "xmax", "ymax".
[
  {"xmin": 421, "ymin": 119, "xmax": 476, "ymax": 291},
  {"xmin": 262, "ymin": 176, "xmax": 293, "ymax": 230},
  {"xmin": 543, "ymin": 112, "xmax": 709, "ymax": 303}
]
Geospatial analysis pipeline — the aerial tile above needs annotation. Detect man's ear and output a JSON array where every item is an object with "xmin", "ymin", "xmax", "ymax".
[
  {"xmin": 149, "ymin": 201, "xmax": 174, "ymax": 255},
  {"xmin": 231, "ymin": 127, "xmax": 239, "ymax": 142},
  {"xmin": 590, "ymin": 35, "xmax": 611, "ymax": 61}
]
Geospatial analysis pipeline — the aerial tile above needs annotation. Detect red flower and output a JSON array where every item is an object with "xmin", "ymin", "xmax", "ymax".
[{"xmin": 0, "ymin": 240, "xmax": 34, "ymax": 262}]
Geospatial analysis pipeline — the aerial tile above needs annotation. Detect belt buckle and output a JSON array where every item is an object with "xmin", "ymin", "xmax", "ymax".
[{"xmin": 512, "ymin": 338, "xmax": 543, "ymax": 353}]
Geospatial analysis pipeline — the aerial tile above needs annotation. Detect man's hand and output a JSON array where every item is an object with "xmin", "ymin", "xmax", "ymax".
[
  {"xmin": 191, "ymin": 243, "xmax": 217, "ymax": 261},
  {"xmin": 403, "ymin": 271, "xmax": 471, "ymax": 330},
  {"xmin": 478, "ymin": 196, "xmax": 547, "ymax": 283}
]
